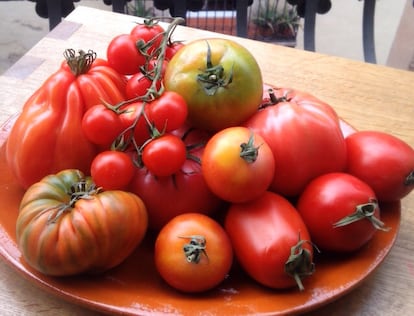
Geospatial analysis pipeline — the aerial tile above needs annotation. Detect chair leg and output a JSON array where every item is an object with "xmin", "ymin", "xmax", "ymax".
[
  {"xmin": 303, "ymin": 0, "xmax": 318, "ymax": 52},
  {"xmin": 362, "ymin": 0, "xmax": 377, "ymax": 63},
  {"xmin": 47, "ymin": 0, "xmax": 62, "ymax": 30},
  {"xmin": 235, "ymin": 0, "xmax": 248, "ymax": 38}
]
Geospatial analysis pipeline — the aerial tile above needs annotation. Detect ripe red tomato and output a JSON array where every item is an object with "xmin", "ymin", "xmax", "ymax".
[
  {"xmin": 118, "ymin": 101, "xmax": 151, "ymax": 146},
  {"xmin": 154, "ymin": 213, "xmax": 233, "ymax": 293},
  {"xmin": 141, "ymin": 134, "xmax": 187, "ymax": 177},
  {"xmin": 164, "ymin": 38, "xmax": 263, "ymax": 131},
  {"xmin": 128, "ymin": 127, "xmax": 223, "ymax": 231},
  {"xmin": 91, "ymin": 150, "xmax": 135, "ymax": 190},
  {"xmin": 16, "ymin": 169, "xmax": 148, "ymax": 276},
  {"xmin": 129, "ymin": 22, "xmax": 164, "ymax": 55},
  {"xmin": 6, "ymin": 49, "xmax": 126, "ymax": 189},
  {"xmin": 82, "ymin": 103, "xmax": 124, "ymax": 147},
  {"xmin": 244, "ymin": 87, "xmax": 347, "ymax": 197},
  {"xmin": 107, "ymin": 34, "xmax": 147, "ymax": 75},
  {"xmin": 297, "ymin": 172, "xmax": 388, "ymax": 253},
  {"xmin": 147, "ymin": 91, "xmax": 188, "ymax": 133},
  {"xmin": 345, "ymin": 131, "xmax": 414, "ymax": 202},
  {"xmin": 165, "ymin": 41, "xmax": 185, "ymax": 60},
  {"xmin": 202, "ymin": 126, "xmax": 275, "ymax": 203},
  {"xmin": 125, "ymin": 72, "xmax": 158, "ymax": 100},
  {"xmin": 225, "ymin": 191, "xmax": 315, "ymax": 291}
]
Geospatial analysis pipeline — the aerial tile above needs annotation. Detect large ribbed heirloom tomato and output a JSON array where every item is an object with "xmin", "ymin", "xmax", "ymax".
[{"xmin": 16, "ymin": 169, "xmax": 148, "ymax": 276}]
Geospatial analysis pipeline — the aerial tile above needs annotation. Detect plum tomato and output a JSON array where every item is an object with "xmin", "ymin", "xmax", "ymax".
[{"xmin": 225, "ymin": 191, "xmax": 315, "ymax": 291}]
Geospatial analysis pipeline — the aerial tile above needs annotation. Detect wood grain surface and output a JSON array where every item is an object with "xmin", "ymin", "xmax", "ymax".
[{"xmin": 0, "ymin": 6, "xmax": 413, "ymax": 316}]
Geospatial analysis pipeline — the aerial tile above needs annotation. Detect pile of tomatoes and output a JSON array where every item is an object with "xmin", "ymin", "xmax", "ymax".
[{"xmin": 5, "ymin": 18, "xmax": 414, "ymax": 294}]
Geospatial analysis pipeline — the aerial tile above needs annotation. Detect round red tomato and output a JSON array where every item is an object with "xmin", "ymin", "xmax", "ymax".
[
  {"xmin": 16, "ymin": 169, "xmax": 148, "ymax": 276},
  {"xmin": 141, "ymin": 134, "xmax": 187, "ymax": 177},
  {"xmin": 345, "ymin": 130, "xmax": 414, "ymax": 202},
  {"xmin": 91, "ymin": 150, "xmax": 135, "ymax": 190},
  {"xmin": 82, "ymin": 103, "xmax": 124, "ymax": 147},
  {"xmin": 128, "ymin": 127, "xmax": 223, "ymax": 231},
  {"xmin": 244, "ymin": 87, "xmax": 347, "ymax": 197},
  {"xmin": 107, "ymin": 34, "xmax": 146, "ymax": 75},
  {"xmin": 154, "ymin": 213, "xmax": 233, "ymax": 293},
  {"xmin": 225, "ymin": 191, "xmax": 315, "ymax": 291},
  {"xmin": 164, "ymin": 38, "xmax": 263, "ymax": 131},
  {"xmin": 202, "ymin": 126, "xmax": 275, "ymax": 203},
  {"xmin": 129, "ymin": 22, "xmax": 164, "ymax": 55},
  {"xmin": 125, "ymin": 72, "xmax": 158, "ymax": 100},
  {"xmin": 297, "ymin": 172, "xmax": 388, "ymax": 253}
]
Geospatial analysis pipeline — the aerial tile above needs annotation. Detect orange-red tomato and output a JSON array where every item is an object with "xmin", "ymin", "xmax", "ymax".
[
  {"xmin": 16, "ymin": 169, "xmax": 148, "ymax": 276},
  {"xmin": 202, "ymin": 126, "xmax": 275, "ymax": 203},
  {"xmin": 154, "ymin": 213, "xmax": 233, "ymax": 293}
]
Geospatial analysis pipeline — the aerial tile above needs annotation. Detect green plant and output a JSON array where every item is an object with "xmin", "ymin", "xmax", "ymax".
[
  {"xmin": 252, "ymin": 0, "xmax": 300, "ymax": 38},
  {"xmin": 127, "ymin": 0, "xmax": 154, "ymax": 17}
]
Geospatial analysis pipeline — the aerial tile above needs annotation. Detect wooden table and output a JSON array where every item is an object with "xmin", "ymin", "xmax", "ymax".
[{"xmin": 1, "ymin": 6, "xmax": 414, "ymax": 316}]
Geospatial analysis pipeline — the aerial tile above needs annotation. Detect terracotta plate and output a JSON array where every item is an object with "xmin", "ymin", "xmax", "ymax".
[{"xmin": 0, "ymin": 118, "xmax": 401, "ymax": 315}]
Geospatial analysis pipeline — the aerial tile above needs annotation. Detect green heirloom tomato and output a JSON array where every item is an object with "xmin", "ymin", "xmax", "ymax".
[{"xmin": 164, "ymin": 38, "xmax": 263, "ymax": 131}]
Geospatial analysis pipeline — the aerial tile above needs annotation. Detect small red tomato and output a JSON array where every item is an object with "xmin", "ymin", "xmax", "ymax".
[
  {"xmin": 91, "ymin": 150, "xmax": 135, "ymax": 190},
  {"xmin": 345, "ymin": 130, "xmax": 414, "ymax": 202},
  {"xmin": 297, "ymin": 172, "xmax": 388, "ymax": 253},
  {"xmin": 154, "ymin": 213, "xmax": 233, "ymax": 293},
  {"xmin": 82, "ymin": 104, "xmax": 124, "ymax": 147},
  {"xmin": 141, "ymin": 134, "xmax": 187, "ymax": 177}
]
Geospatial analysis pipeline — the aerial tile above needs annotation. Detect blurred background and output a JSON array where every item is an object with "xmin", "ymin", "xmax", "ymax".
[{"xmin": 1, "ymin": 0, "xmax": 413, "ymax": 74}]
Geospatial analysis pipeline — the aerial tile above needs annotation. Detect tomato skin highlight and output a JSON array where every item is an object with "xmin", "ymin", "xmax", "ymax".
[
  {"xmin": 225, "ymin": 191, "xmax": 314, "ymax": 290},
  {"xmin": 297, "ymin": 172, "xmax": 382, "ymax": 253},
  {"xmin": 202, "ymin": 126, "xmax": 275, "ymax": 203},
  {"xmin": 164, "ymin": 38, "xmax": 263, "ymax": 132},
  {"xmin": 16, "ymin": 169, "xmax": 148, "ymax": 276},
  {"xmin": 154, "ymin": 213, "xmax": 233, "ymax": 293},
  {"xmin": 345, "ymin": 130, "xmax": 414, "ymax": 202}
]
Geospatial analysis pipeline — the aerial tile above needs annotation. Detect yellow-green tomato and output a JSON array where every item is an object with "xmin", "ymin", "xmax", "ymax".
[
  {"xmin": 201, "ymin": 126, "xmax": 275, "ymax": 203},
  {"xmin": 164, "ymin": 38, "xmax": 263, "ymax": 131}
]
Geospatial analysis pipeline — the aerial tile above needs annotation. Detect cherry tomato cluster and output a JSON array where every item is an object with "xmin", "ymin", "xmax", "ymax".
[{"xmin": 12, "ymin": 16, "xmax": 414, "ymax": 296}]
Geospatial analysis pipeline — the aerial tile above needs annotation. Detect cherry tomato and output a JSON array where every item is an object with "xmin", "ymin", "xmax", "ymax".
[
  {"xmin": 345, "ymin": 131, "xmax": 414, "ymax": 202},
  {"xmin": 91, "ymin": 150, "xmax": 135, "ymax": 190},
  {"xmin": 147, "ymin": 91, "xmax": 188, "ymax": 133},
  {"xmin": 165, "ymin": 41, "xmax": 185, "ymax": 60},
  {"xmin": 118, "ymin": 101, "xmax": 151, "ymax": 146},
  {"xmin": 297, "ymin": 172, "xmax": 388, "ymax": 253},
  {"xmin": 125, "ymin": 72, "xmax": 159, "ymax": 100},
  {"xmin": 82, "ymin": 103, "xmax": 124, "ymax": 147},
  {"xmin": 142, "ymin": 134, "xmax": 187, "ymax": 177},
  {"xmin": 202, "ymin": 126, "xmax": 275, "ymax": 203},
  {"xmin": 129, "ymin": 22, "xmax": 164, "ymax": 55},
  {"xmin": 107, "ymin": 34, "xmax": 146, "ymax": 75},
  {"xmin": 225, "ymin": 191, "xmax": 315, "ymax": 291},
  {"xmin": 154, "ymin": 213, "xmax": 233, "ymax": 293}
]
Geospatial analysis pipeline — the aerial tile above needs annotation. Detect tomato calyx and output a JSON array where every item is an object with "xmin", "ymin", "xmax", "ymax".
[
  {"xmin": 197, "ymin": 41, "xmax": 234, "ymax": 96},
  {"xmin": 259, "ymin": 88, "xmax": 292, "ymax": 109},
  {"xmin": 63, "ymin": 49, "xmax": 96, "ymax": 76},
  {"xmin": 285, "ymin": 235, "xmax": 317, "ymax": 291},
  {"xmin": 180, "ymin": 235, "xmax": 209, "ymax": 263},
  {"xmin": 44, "ymin": 179, "xmax": 101, "ymax": 224},
  {"xmin": 404, "ymin": 170, "xmax": 414, "ymax": 186},
  {"xmin": 240, "ymin": 132, "xmax": 260, "ymax": 163},
  {"xmin": 333, "ymin": 199, "xmax": 390, "ymax": 231}
]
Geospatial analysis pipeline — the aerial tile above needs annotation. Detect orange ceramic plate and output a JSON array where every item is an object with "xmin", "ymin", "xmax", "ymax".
[{"xmin": 0, "ymin": 118, "xmax": 400, "ymax": 315}]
